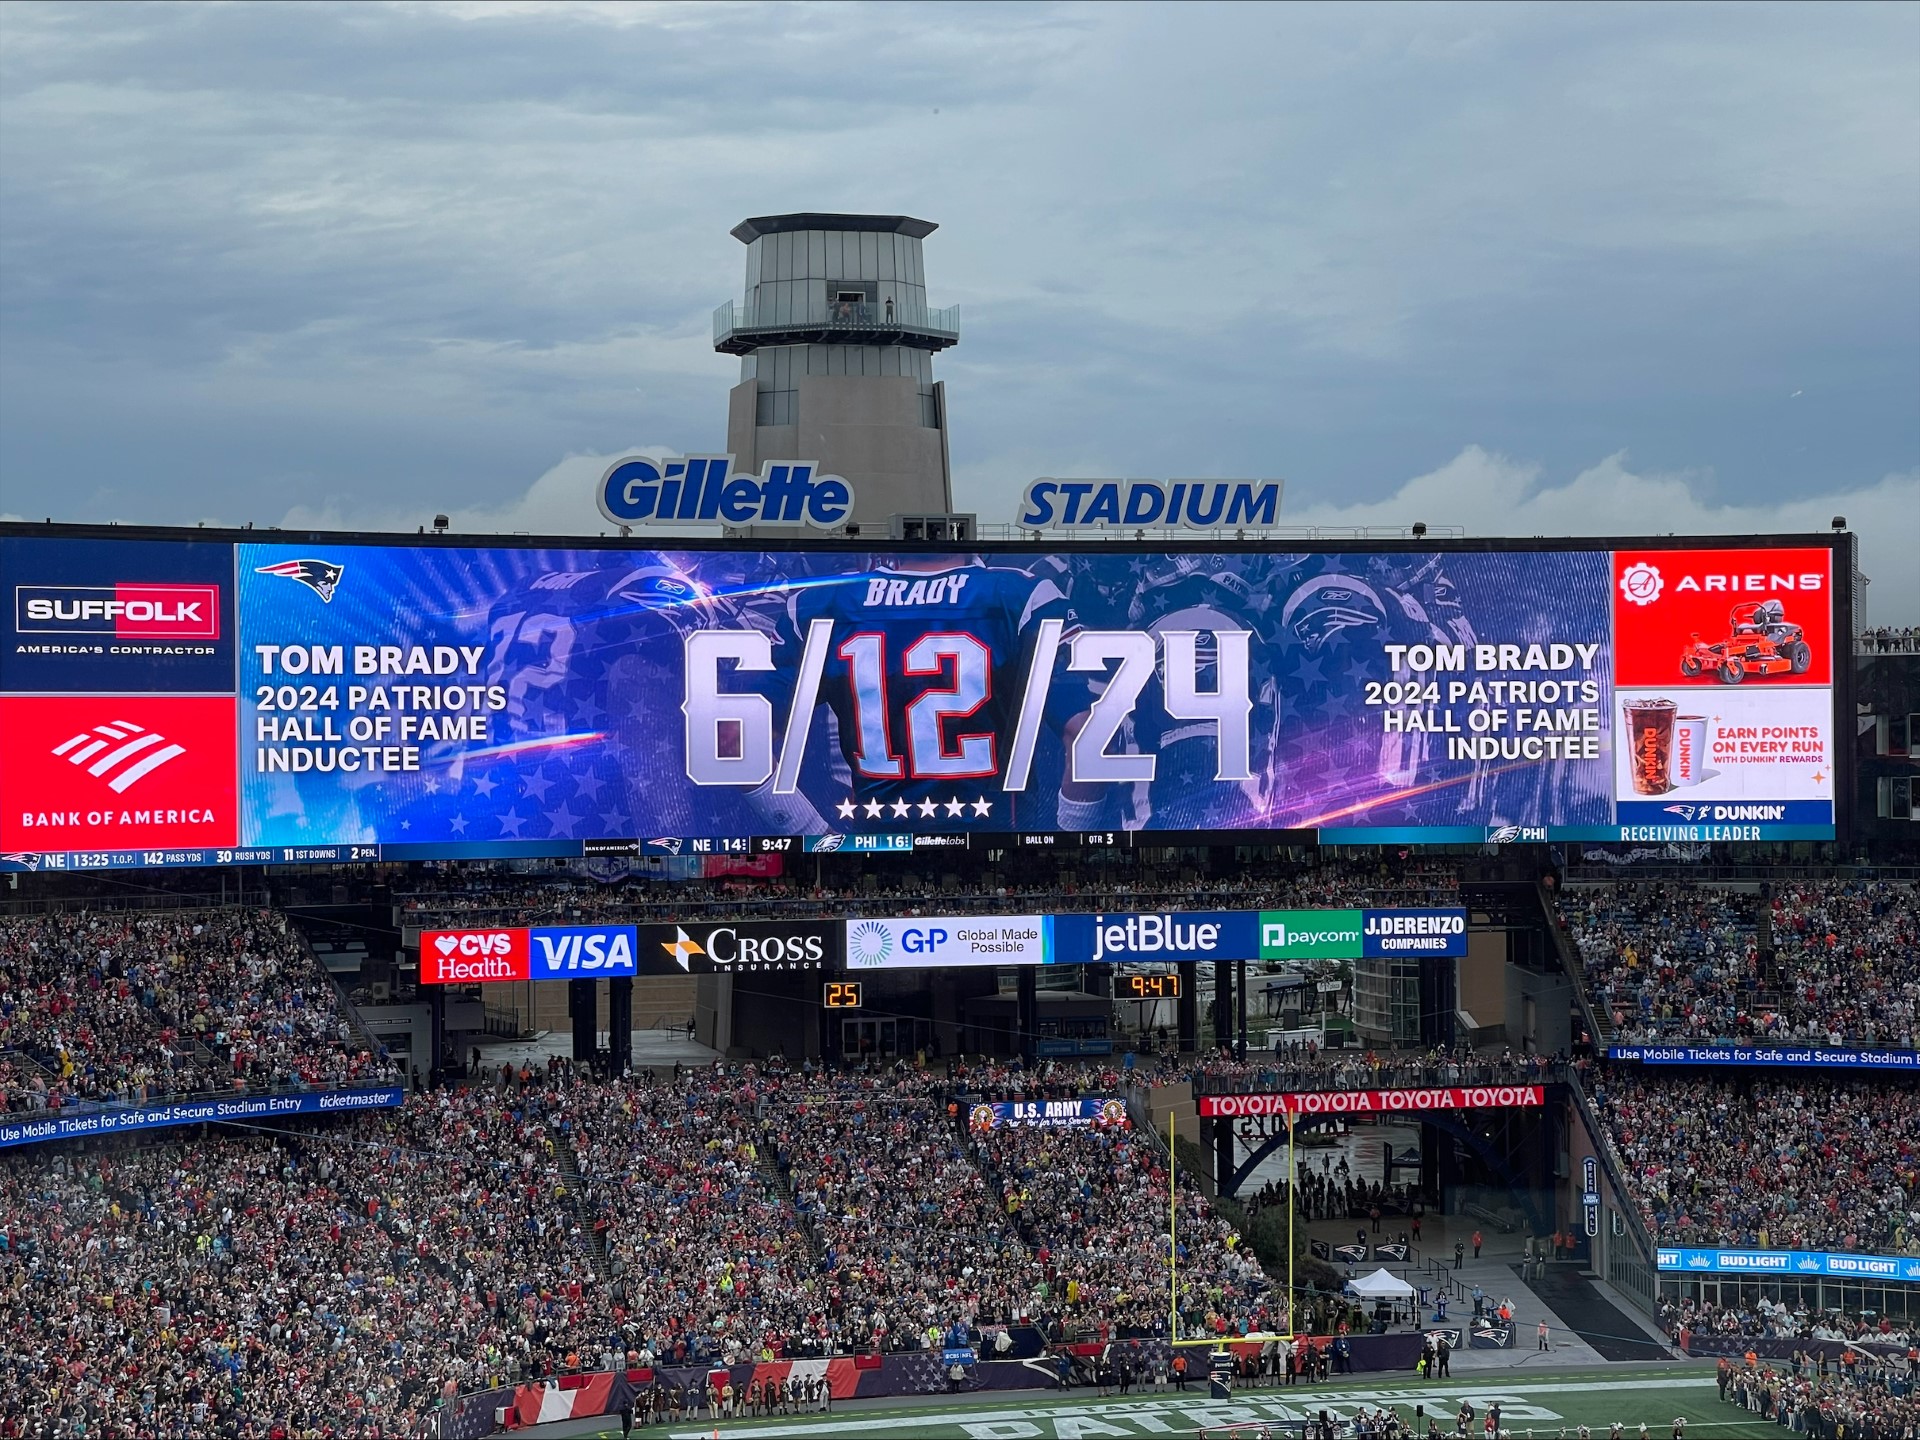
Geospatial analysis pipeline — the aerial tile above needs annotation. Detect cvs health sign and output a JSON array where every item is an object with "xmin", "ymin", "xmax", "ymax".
[
  {"xmin": 421, "ymin": 924, "xmax": 639, "ymax": 983},
  {"xmin": 421, "ymin": 928, "xmax": 530, "ymax": 983}
]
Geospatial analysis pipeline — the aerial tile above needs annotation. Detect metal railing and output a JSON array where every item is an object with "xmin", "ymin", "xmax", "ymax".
[
  {"xmin": 1562, "ymin": 1065, "xmax": 1660, "ymax": 1311},
  {"xmin": 397, "ymin": 881, "xmax": 1464, "ymax": 932},
  {"xmin": 713, "ymin": 297, "xmax": 959, "ymax": 342}
]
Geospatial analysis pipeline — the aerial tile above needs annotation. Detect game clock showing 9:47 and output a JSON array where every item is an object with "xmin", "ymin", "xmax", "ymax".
[
  {"xmin": 1117, "ymin": 973, "xmax": 1181, "ymax": 1000},
  {"xmin": 822, "ymin": 981, "xmax": 863, "ymax": 1010}
]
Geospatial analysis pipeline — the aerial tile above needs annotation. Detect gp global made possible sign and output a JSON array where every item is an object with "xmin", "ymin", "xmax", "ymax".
[{"xmin": 1258, "ymin": 908, "xmax": 1467, "ymax": 960}]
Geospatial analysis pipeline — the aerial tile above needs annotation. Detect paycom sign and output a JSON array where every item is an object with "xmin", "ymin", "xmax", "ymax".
[
  {"xmin": 1259, "ymin": 909, "xmax": 1468, "ymax": 960},
  {"xmin": 1260, "ymin": 910, "xmax": 1364, "ymax": 959}
]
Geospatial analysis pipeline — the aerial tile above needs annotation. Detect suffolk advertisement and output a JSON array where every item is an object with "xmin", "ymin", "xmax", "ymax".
[{"xmin": 0, "ymin": 532, "xmax": 1839, "ymax": 865}]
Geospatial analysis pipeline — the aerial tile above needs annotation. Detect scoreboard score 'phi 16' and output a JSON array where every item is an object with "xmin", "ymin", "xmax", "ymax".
[{"xmin": 0, "ymin": 528, "xmax": 1844, "ymax": 867}]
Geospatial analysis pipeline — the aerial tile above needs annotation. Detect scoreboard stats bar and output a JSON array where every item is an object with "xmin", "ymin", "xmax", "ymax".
[{"xmin": 1, "ymin": 528, "xmax": 1846, "ymax": 869}]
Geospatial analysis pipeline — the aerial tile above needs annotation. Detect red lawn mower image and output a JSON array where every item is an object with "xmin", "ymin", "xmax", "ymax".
[{"xmin": 1680, "ymin": 599, "xmax": 1812, "ymax": 683}]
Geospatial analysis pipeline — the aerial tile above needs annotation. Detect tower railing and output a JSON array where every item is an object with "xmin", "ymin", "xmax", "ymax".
[{"xmin": 713, "ymin": 298, "xmax": 959, "ymax": 346}]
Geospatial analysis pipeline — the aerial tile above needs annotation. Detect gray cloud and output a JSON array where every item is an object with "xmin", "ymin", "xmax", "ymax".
[{"xmin": 1, "ymin": 1, "xmax": 1915, "ymax": 611}]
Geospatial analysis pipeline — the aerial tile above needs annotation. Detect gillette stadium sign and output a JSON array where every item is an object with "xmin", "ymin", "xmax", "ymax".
[
  {"xmin": 1017, "ymin": 478, "xmax": 1284, "ymax": 530},
  {"xmin": 598, "ymin": 454, "xmax": 854, "ymax": 529}
]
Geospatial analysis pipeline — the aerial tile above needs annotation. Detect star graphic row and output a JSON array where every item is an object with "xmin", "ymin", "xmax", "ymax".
[{"xmin": 835, "ymin": 795, "xmax": 993, "ymax": 821}]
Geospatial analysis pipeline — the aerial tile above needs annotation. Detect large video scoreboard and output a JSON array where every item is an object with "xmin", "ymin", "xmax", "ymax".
[{"xmin": 1, "ymin": 526, "xmax": 1847, "ymax": 869}]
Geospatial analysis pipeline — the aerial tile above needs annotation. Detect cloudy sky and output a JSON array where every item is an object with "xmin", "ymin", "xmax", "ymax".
[{"xmin": 2, "ymin": 2, "xmax": 1916, "ymax": 617}]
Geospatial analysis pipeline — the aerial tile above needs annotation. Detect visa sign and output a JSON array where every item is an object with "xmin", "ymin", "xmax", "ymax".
[
  {"xmin": 421, "ymin": 924, "xmax": 638, "ymax": 982},
  {"xmin": 597, "ymin": 454, "xmax": 853, "ymax": 529},
  {"xmin": 529, "ymin": 924, "xmax": 638, "ymax": 978},
  {"xmin": 1016, "ymin": 478, "xmax": 1284, "ymax": 531}
]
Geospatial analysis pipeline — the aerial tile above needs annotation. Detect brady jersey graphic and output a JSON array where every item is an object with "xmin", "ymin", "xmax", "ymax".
[
  {"xmin": 0, "ymin": 695, "xmax": 238, "ymax": 851},
  {"xmin": 774, "ymin": 561, "xmax": 1071, "ymax": 802}
]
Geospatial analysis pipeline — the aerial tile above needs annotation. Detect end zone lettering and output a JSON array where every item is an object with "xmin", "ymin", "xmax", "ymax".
[{"xmin": 1198, "ymin": 1085, "xmax": 1544, "ymax": 1118}]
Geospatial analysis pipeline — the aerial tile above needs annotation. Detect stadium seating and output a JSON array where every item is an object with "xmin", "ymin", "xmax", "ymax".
[
  {"xmin": 395, "ymin": 855, "xmax": 1462, "ymax": 930},
  {"xmin": 1562, "ymin": 878, "xmax": 1918, "ymax": 1048},
  {"xmin": 0, "ymin": 907, "xmax": 396, "ymax": 1110},
  {"xmin": 1592, "ymin": 1067, "xmax": 1920, "ymax": 1254}
]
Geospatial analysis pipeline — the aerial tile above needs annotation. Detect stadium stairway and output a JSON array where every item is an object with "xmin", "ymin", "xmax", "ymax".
[
  {"xmin": 759, "ymin": 1147, "xmax": 824, "ymax": 1266},
  {"xmin": 551, "ymin": 1133, "xmax": 612, "ymax": 1280}
]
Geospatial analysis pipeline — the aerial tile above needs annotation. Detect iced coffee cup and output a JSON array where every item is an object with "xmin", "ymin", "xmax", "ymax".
[{"xmin": 1624, "ymin": 698, "xmax": 1679, "ymax": 796}]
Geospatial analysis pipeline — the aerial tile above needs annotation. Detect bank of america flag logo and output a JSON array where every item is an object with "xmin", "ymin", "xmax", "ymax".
[
  {"xmin": 51, "ymin": 721, "xmax": 186, "ymax": 793},
  {"xmin": 254, "ymin": 558, "xmax": 344, "ymax": 602}
]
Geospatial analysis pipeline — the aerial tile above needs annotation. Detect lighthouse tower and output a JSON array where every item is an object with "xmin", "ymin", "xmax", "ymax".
[{"xmin": 714, "ymin": 213, "xmax": 961, "ymax": 533}]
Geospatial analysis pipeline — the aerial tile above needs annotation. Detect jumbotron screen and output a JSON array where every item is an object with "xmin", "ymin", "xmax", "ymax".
[{"xmin": 0, "ymin": 527, "xmax": 1845, "ymax": 868}]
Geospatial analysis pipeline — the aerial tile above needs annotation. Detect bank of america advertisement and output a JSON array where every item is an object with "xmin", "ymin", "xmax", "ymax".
[{"xmin": 0, "ymin": 530, "xmax": 1841, "ymax": 864}]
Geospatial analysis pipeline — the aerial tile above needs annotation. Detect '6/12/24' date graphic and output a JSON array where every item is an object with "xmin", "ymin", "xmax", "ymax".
[{"xmin": 680, "ymin": 620, "xmax": 1254, "ymax": 791}]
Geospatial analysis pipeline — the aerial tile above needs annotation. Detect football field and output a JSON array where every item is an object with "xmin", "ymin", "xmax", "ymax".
[{"xmin": 568, "ymin": 1366, "xmax": 1778, "ymax": 1440}]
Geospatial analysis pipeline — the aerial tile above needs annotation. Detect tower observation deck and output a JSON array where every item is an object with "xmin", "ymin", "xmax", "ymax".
[{"xmin": 716, "ymin": 213, "xmax": 959, "ymax": 530}]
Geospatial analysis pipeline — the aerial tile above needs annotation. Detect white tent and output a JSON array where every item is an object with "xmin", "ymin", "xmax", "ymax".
[{"xmin": 1348, "ymin": 1267, "xmax": 1416, "ymax": 1299}]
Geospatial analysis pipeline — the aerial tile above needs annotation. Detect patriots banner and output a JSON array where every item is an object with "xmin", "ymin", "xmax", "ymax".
[{"xmin": 0, "ymin": 529, "xmax": 1842, "ymax": 864}]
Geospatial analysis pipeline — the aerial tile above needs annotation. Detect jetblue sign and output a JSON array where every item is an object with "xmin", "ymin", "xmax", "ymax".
[
  {"xmin": 1017, "ymin": 478, "xmax": 1284, "ymax": 530},
  {"xmin": 597, "ymin": 454, "xmax": 854, "ymax": 529},
  {"xmin": 1053, "ymin": 910, "xmax": 1256, "ymax": 964},
  {"xmin": 1657, "ymin": 1247, "xmax": 1920, "ymax": 1281}
]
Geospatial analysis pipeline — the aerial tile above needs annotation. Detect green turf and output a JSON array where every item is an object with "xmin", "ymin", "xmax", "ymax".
[{"xmin": 571, "ymin": 1366, "xmax": 1780, "ymax": 1440}]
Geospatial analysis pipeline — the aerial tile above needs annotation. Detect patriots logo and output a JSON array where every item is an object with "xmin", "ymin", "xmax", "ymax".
[
  {"xmin": 1662, "ymin": 804, "xmax": 1698, "ymax": 821},
  {"xmin": 0, "ymin": 852, "xmax": 43, "ymax": 872},
  {"xmin": 254, "ymin": 559, "xmax": 344, "ymax": 602}
]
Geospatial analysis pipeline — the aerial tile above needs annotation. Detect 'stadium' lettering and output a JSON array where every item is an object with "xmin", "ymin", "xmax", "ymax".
[{"xmin": 1017, "ymin": 479, "xmax": 1282, "ymax": 531}]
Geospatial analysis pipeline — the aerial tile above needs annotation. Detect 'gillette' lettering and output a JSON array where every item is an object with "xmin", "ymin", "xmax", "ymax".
[{"xmin": 598, "ymin": 454, "xmax": 852, "ymax": 529}]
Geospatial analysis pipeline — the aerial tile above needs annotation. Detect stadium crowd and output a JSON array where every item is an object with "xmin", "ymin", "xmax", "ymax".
[
  {"xmin": 0, "ymin": 1085, "xmax": 601, "ymax": 1440},
  {"xmin": 1564, "ymin": 879, "xmax": 1918, "ymax": 1049},
  {"xmin": 0, "ymin": 908, "xmax": 395, "ymax": 1112},
  {"xmin": 973, "ymin": 1110, "xmax": 1272, "ymax": 1337},
  {"xmin": 395, "ymin": 854, "xmax": 1462, "ymax": 931},
  {"xmin": 1593, "ymin": 1069, "xmax": 1920, "ymax": 1255}
]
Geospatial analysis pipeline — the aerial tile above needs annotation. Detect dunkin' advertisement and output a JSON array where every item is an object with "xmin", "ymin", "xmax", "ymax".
[{"xmin": 1610, "ymin": 547, "xmax": 1834, "ymax": 833}]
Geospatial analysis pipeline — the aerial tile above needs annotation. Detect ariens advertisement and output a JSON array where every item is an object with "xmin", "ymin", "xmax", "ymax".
[{"xmin": 0, "ymin": 530, "xmax": 1842, "ymax": 868}]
